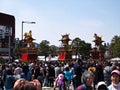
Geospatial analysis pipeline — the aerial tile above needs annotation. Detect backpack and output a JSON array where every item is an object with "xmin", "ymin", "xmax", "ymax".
[
  {"xmin": 57, "ymin": 74, "xmax": 64, "ymax": 87},
  {"xmin": 57, "ymin": 78, "xmax": 64, "ymax": 86}
]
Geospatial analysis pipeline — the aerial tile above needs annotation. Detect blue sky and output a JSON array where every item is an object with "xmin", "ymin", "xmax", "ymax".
[{"xmin": 0, "ymin": 0, "xmax": 120, "ymax": 47}]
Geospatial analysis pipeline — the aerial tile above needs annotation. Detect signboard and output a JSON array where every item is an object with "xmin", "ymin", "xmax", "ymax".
[{"xmin": 0, "ymin": 25, "xmax": 12, "ymax": 38}]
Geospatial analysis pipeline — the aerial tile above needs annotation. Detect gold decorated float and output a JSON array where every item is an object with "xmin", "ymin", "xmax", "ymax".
[{"xmin": 20, "ymin": 30, "xmax": 37, "ymax": 62}]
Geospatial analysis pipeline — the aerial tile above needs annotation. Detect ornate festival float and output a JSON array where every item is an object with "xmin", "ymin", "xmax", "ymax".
[
  {"xmin": 20, "ymin": 30, "xmax": 37, "ymax": 62},
  {"xmin": 90, "ymin": 33, "xmax": 105, "ymax": 61},
  {"xmin": 58, "ymin": 34, "xmax": 73, "ymax": 62}
]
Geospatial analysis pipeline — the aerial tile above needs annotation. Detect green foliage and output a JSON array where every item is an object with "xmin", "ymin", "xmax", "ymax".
[
  {"xmin": 38, "ymin": 40, "xmax": 50, "ymax": 56},
  {"xmin": 71, "ymin": 37, "xmax": 92, "ymax": 57},
  {"xmin": 110, "ymin": 35, "xmax": 120, "ymax": 57},
  {"xmin": 0, "ymin": 57, "xmax": 5, "ymax": 64},
  {"xmin": 49, "ymin": 45, "xmax": 58, "ymax": 57},
  {"xmin": 38, "ymin": 40, "xmax": 58, "ymax": 57}
]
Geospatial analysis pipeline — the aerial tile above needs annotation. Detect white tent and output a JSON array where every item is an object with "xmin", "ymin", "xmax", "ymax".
[
  {"xmin": 37, "ymin": 56, "xmax": 58, "ymax": 61},
  {"xmin": 111, "ymin": 57, "xmax": 120, "ymax": 61},
  {"xmin": 14, "ymin": 59, "xmax": 19, "ymax": 62},
  {"xmin": 110, "ymin": 57, "xmax": 120, "ymax": 63}
]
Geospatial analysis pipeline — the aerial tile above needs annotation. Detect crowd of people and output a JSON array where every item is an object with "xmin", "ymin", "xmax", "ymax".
[{"xmin": 0, "ymin": 59, "xmax": 120, "ymax": 90}]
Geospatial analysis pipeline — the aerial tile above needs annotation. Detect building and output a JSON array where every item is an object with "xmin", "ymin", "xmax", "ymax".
[{"xmin": 0, "ymin": 12, "xmax": 15, "ymax": 60}]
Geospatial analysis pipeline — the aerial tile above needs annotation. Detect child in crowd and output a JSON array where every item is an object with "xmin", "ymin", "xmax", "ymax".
[
  {"xmin": 97, "ymin": 81, "xmax": 108, "ymax": 90},
  {"xmin": 53, "ymin": 73, "xmax": 65, "ymax": 90},
  {"xmin": 108, "ymin": 69, "xmax": 120, "ymax": 90}
]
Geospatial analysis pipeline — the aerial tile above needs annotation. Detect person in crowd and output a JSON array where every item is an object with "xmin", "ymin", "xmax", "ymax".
[
  {"xmin": 14, "ymin": 64, "xmax": 22, "ymax": 80},
  {"xmin": 69, "ymin": 63, "xmax": 74, "ymax": 84},
  {"xmin": 97, "ymin": 81, "xmax": 108, "ymax": 90},
  {"xmin": 53, "ymin": 73, "xmax": 65, "ymax": 90},
  {"xmin": 115, "ymin": 63, "xmax": 120, "ymax": 71},
  {"xmin": 73, "ymin": 60, "xmax": 83, "ymax": 90},
  {"xmin": 103, "ymin": 62, "xmax": 112, "ymax": 86},
  {"xmin": 20, "ymin": 64, "xmax": 31, "ymax": 81},
  {"xmin": 13, "ymin": 78, "xmax": 42, "ymax": 90},
  {"xmin": 43, "ymin": 63, "xmax": 49, "ymax": 86},
  {"xmin": 76, "ymin": 71, "xmax": 94, "ymax": 90},
  {"xmin": 94, "ymin": 63, "xmax": 104, "ymax": 87},
  {"xmin": 111, "ymin": 62, "xmax": 118, "ymax": 71},
  {"xmin": 108, "ymin": 69, "xmax": 120, "ymax": 90},
  {"xmin": 48, "ymin": 64, "xmax": 55, "ymax": 87},
  {"xmin": 32, "ymin": 65, "xmax": 40, "ymax": 79},
  {"xmin": 54, "ymin": 63, "xmax": 61, "ymax": 78},
  {"xmin": 3, "ymin": 68, "xmax": 15, "ymax": 90},
  {"xmin": 31, "ymin": 64, "xmax": 44, "ymax": 87},
  {"xmin": 37, "ymin": 65, "xmax": 44, "ymax": 87},
  {"xmin": 64, "ymin": 66, "xmax": 72, "ymax": 90}
]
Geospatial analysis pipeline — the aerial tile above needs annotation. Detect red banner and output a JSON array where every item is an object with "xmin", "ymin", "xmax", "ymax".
[
  {"xmin": 59, "ymin": 54, "xmax": 65, "ymax": 60},
  {"xmin": 22, "ymin": 54, "xmax": 28, "ymax": 61}
]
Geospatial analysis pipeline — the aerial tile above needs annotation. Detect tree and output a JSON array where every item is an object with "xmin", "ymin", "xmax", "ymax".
[
  {"xmin": 38, "ymin": 40, "xmax": 50, "ymax": 61},
  {"xmin": 71, "ymin": 37, "xmax": 91, "ymax": 60},
  {"xmin": 49, "ymin": 45, "xmax": 58, "ymax": 57},
  {"xmin": 71, "ymin": 37, "xmax": 81, "ymax": 59},
  {"xmin": 110, "ymin": 35, "xmax": 120, "ymax": 57}
]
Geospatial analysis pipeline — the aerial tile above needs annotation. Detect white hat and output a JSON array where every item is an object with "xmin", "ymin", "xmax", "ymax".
[{"xmin": 97, "ymin": 81, "xmax": 107, "ymax": 89}]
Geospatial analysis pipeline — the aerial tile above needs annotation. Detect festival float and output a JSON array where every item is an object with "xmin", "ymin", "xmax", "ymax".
[{"xmin": 20, "ymin": 30, "xmax": 37, "ymax": 62}]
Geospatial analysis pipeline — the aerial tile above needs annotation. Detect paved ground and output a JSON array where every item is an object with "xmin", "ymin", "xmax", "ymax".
[{"xmin": 42, "ymin": 84, "xmax": 74, "ymax": 90}]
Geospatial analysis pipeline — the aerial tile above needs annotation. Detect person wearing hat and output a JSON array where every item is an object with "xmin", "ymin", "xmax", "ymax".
[
  {"xmin": 108, "ymin": 69, "xmax": 120, "ymax": 90},
  {"xmin": 97, "ymin": 81, "xmax": 108, "ymax": 90}
]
